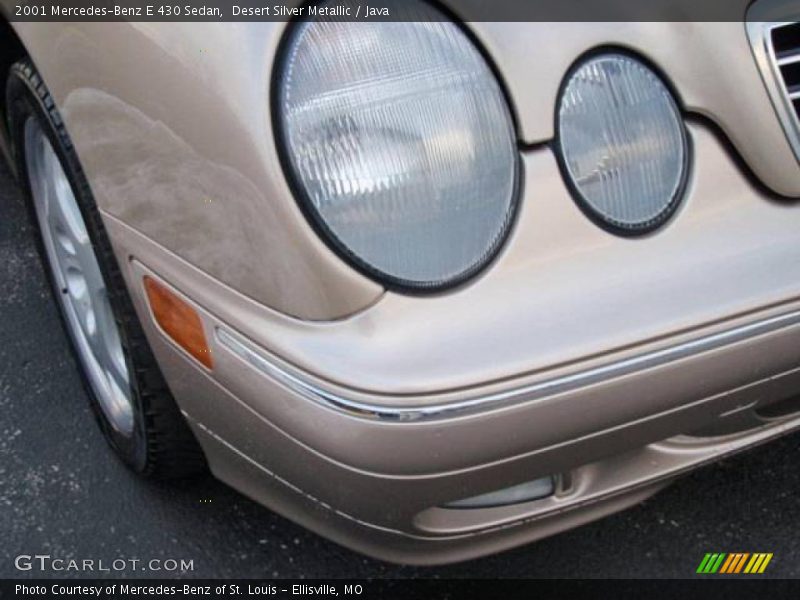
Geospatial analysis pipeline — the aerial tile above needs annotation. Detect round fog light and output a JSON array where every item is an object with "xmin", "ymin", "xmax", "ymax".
[{"xmin": 557, "ymin": 53, "xmax": 688, "ymax": 234}]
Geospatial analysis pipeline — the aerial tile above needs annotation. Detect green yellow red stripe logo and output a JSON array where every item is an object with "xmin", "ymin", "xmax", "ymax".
[{"xmin": 697, "ymin": 553, "xmax": 773, "ymax": 574}]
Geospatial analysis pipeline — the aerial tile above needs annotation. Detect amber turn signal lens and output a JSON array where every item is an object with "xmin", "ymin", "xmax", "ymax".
[{"xmin": 143, "ymin": 276, "xmax": 213, "ymax": 369}]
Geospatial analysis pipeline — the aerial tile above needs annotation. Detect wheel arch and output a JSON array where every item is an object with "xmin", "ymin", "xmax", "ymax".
[{"xmin": 0, "ymin": 10, "xmax": 27, "ymax": 172}]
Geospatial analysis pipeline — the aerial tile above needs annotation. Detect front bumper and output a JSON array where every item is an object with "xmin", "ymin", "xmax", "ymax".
[
  {"xmin": 134, "ymin": 289, "xmax": 800, "ymax": 564},
  {"xmin": 105, "ymin": 121, "xmax": 800, "ymax": 564}
]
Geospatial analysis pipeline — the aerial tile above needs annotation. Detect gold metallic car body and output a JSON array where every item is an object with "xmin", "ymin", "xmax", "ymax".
[{"xmin": 3, "ymin": 0, "xmax": 800, "ymax": 563}]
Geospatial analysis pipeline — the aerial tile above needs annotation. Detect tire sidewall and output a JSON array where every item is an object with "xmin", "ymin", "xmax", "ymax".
[{"xmin": 6, "ymin": 62, "xmax": 150, "ymax": 472}]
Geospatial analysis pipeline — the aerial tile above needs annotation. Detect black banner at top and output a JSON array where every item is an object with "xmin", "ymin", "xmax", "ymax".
[{"xmin": 0, "ymin": 0, "xmax": 776, "ymax": 23}]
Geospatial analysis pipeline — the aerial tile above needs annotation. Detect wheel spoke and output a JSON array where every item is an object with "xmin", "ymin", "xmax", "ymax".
[
  {"xmin": 45, "ymin": 148, "xmax": 89, "ymax": 249},
  {"xmin": 24, "ymin": 116, "xmax": 134, "ymax": 435},
  {"xmin": 95, "ymin": 291, "xmax": 129, "ymax": 385}
]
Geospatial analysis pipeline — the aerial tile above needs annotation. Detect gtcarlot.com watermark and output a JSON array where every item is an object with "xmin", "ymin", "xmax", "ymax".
[{"xmin": 14, "ymin": 554, "xmax": 195, "ymax": 573}]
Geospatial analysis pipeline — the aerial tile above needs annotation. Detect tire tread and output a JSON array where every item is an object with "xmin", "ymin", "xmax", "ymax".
[{"xmin": 7, "ymin": 59, "xmax": 206, "ymax": 479}]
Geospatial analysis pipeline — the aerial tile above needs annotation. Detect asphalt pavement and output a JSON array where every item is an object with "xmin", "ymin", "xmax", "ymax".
[{"xmin": 1, "ymin": 158, "xmax": 799, "ymax": 579}]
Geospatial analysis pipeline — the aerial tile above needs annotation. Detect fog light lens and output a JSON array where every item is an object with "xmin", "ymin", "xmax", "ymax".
[
  {"xmin": 557, "ymin": 53, "xmax": 688, "ymax": 233},
  {"xmin": 443, "ymin": 476, "xmax": 554, "ymax": 509}
]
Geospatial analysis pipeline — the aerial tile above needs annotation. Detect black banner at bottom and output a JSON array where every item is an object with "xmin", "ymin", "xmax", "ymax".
[{"xmin": 2, "ymin": 579, "xmax": 799, "ymax": 600}]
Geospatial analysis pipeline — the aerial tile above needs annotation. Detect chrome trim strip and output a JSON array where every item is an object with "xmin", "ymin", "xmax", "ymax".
[
  {"xmin": 217, "ymin": 308, "xmax": 800, "ymax": 422},
  {"xmin": 776, "ymin": 53, "xmax": 800, "ymax": 67},
  {"xmin": 746, "ymin": 17, "xmax": 800, "ymax": 162}
]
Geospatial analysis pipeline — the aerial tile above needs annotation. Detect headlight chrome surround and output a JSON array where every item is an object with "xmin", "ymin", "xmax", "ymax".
[
  {"xmin": 272, "ymin": 0, "xmax": 519, "ymax": 291},
  {"xmin": 556, "ymin": 51, "xmax": 690, "ymax": 235}
]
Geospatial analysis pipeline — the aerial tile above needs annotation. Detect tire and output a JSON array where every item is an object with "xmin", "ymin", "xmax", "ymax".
[{"xmin": 6, "ymin": 58, "xmax": 206, "ymax": 479}]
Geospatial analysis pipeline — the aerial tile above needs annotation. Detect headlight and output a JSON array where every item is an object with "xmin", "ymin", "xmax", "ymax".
[
  {"xmin": 557, "ymin": 53, "xmax": 688, "ymax": 234},
  {"xmin": 274, "ymin": 0, "xmax": 518, "ymax": 289}
]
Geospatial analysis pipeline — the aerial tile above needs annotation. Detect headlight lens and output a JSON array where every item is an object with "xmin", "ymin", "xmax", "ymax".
[
  {"xmin": 275, "ymin": 0, "xmax": 518, "ymax": 289},
  {"xmin": 557, "ymin": 53, "xmax": 688, "ymax": 233}
]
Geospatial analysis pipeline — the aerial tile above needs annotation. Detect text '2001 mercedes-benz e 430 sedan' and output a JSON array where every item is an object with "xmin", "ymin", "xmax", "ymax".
[{"xmin": 2, "ymin": 0, "xmax": 800, "ymax": 564}]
